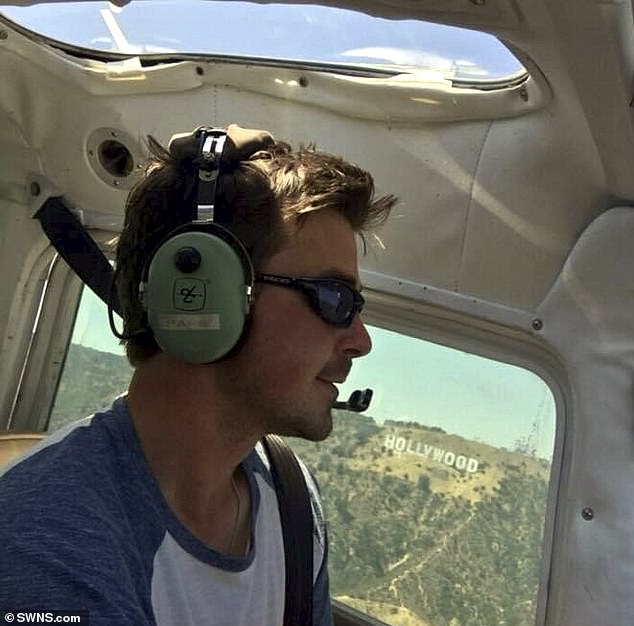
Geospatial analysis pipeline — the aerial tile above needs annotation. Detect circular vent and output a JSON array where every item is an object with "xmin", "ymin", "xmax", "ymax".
[{"xmin": 86, "ymin": 128, "xmax": 141, "ymax": 190}]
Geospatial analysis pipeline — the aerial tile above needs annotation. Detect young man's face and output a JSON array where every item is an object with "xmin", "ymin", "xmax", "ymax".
[{"xmin": 225, "ymin": 208, "xmax": 372, "ymax": 441}]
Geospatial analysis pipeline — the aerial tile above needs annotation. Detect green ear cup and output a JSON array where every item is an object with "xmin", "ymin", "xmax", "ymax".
[{"xmin": 142, "ymin": 228, "xmax": 252, "ymax": 363}]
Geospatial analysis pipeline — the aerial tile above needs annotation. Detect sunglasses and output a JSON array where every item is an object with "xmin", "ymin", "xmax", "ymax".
[{"xmin": 255, "ymin": 273, "xmax": 365, "ymax": 328}]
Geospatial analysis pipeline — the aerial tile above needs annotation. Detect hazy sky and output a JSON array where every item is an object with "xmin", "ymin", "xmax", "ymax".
[
  {"xmin": 339, "ymin": 326, "xmax": 556, "ymax": 459},
  {"xmin": 72, "ymin": 288, "xmax": 556, "ymax": 460}
]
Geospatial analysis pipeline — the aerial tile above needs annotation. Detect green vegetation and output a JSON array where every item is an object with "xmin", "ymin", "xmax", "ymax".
[
  {"xmin": 291, "ymin": 413, "xmax": 550, "ymax": 626},
  {"xmin": 54, "ymin": 344, "xmax": 551, "ymax": 626},
  {"xmin": 49, "ymin": 344, "xmax": 132, "ymax": 432}
]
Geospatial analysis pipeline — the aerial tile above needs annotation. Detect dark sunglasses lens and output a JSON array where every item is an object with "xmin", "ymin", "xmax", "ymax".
[{"xmin": 316, "ymin": 282, "xmax": 356, "ymax": 326}]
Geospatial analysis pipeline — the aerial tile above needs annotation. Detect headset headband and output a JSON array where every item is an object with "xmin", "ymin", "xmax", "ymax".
[
  {"xmin": 168, "ymin": 123, "xmax": 275, "ymax": 224},
  {"xmin": 195, "ymin": 128, "xmax": 227, "ymax": 222}
]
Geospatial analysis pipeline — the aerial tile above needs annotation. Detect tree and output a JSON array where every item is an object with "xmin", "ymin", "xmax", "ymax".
[{"xmin": 417, "ymin": 474, "xmax": 430, "ymax": 493}]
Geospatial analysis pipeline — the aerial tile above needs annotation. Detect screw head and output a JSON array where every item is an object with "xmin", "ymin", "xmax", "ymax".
[
  {"xmin": 531, "ymin": 318, "xmax": 543, "ymax": 331},
  {"xmin": 581, "ymin": 507, "xmax": 594, "ymax": 521},
  {"xmin": 0, "ymin": 31, "xmax": 8, "ymax": 41}
]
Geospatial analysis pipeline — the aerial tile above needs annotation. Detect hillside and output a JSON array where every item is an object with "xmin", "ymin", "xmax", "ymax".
[
  {"xmin": 51, "ymin": 344, "xmax": 550, "ymax": 626},
  {"xmin": 49, "ymin": 343, "xmax": 133, "ymax": 431},
  {"xmin": 289, "ymin": 413, "xmax": 550, "ymax": 626}
]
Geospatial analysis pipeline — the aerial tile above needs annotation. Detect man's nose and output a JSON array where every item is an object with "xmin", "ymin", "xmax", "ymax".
[{"xmin": 341, "ymin": 313, "xmax": 372, "ymax": 358}]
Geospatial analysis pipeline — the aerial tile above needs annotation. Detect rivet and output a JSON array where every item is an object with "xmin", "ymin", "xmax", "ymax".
[
  {"xmin": 29, "ymin": 181, "xmax": 41, "ymax": 197},
  {"xmin": 531, "ymin": 318, "xmax": 543, "ymax": 331},
  {"xmin": 298, "ymin": 76, "xmax": 309, "ymax": 88},
  {"xmin": 581, "ymin": 507, "xmax": 594, "ymax": 521}
]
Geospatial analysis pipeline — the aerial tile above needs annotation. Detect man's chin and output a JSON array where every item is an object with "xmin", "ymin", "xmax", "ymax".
[
  {"xmin": 272, "ymin": 409, "xmax": 333, "ymax": 442},
  {"xmin": 301, "ymin": 422, "xmax": 332, "ymax": 442}
]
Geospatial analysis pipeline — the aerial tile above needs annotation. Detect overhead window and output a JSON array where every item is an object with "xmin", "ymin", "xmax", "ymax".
[{"xmin": 2, "ymin": 1, "xmax": 526, "ymax": 85}]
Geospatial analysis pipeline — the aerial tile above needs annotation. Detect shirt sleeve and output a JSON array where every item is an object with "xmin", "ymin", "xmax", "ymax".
[
  {"xmin": 1, "ymin": 533, "xmax": 153, "ymax": 625},
  {"xmin": 0, "ymin": 467, "xmax": 155, "ymax": 625}
]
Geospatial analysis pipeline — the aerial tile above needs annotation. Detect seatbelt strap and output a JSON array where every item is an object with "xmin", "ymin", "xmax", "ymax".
[
  {"xmin": 262, "ymin": 434, "xmax": 314, "ymax": 626},
  {"xmin": 34, "ymin": 197, "xmax": 121, "ymax": 315}
]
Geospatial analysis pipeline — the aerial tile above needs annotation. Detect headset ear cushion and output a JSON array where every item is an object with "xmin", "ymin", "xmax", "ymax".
[{"xmin": 142, "ymin": 228, "xmax": 252, "ymax": 363}]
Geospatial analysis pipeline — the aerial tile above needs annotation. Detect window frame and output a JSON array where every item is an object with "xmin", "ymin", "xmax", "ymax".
[{"xmin": 5, "ymin": 232, "xmax": 117, "ymax": 433}]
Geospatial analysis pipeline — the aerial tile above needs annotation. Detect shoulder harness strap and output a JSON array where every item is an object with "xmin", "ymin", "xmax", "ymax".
[
  {"xmin": 262, "ymin": 434, "xmax": 314, "ymax": 626},
  {"xmin": 34, "ymin": 197, "xmax": 120, "ymax": 315}
]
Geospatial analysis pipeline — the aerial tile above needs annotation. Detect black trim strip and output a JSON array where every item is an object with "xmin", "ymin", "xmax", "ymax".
[{"xmin": 34, "ymin": 197, "xmax": 120, "ymax": 315}]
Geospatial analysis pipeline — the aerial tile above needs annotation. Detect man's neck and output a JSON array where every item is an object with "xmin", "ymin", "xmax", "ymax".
[{"xmin": 126, "ymin": 354, "xmax": 259, "ymax": 553}]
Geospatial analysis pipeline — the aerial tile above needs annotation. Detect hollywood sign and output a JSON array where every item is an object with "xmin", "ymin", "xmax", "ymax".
[{"xmin": 384, "ymin": 435, "xmax": 479, "ymax": 473}]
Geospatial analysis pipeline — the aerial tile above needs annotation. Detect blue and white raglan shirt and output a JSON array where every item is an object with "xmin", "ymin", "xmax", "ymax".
[{"xmin": 0, "ymin": 396, "xmax": 333, "ymax": 626}]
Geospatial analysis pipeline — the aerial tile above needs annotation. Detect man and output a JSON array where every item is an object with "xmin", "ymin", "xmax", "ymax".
[{"xmin": 0, "ymin": 125, "xmax": 395, "ymax": 625}]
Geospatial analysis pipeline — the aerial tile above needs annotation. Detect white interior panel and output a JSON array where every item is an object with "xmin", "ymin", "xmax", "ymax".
[
  {"xmin": 460, "ymin": 103, "xmax": 606, "ymax": 308},
  {"xmin": 536, "ymin": 206, "xmax": 634, "ymax": 626}
]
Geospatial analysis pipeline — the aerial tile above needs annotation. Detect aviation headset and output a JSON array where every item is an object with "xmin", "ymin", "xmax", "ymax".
[{"xmin": 136, "ymin": 125, "xmax": 274, "ymax": 364}]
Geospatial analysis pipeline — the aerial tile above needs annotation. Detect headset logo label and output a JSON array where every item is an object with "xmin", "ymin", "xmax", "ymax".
[
  {"xmin": 173, "ymin": 279, "xmax": 206, "ymax": 311},
  {"xmin": 157, "ymin": 313, "xmax": 221, "ymax": 331}
]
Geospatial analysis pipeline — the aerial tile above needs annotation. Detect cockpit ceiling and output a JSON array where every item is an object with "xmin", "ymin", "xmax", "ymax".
[{"xmin": 0, "ymin": 0, "xmax": 631, "ymax": 316}]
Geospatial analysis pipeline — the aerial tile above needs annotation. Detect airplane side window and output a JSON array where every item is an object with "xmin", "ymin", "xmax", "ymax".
[
  {"xmin": 288, "ymin": 326, "xmax": 556, "ymax": 626},
  {"xmin": 48, "ymin": 287, "xmax": 132, "ymax": 433}
]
